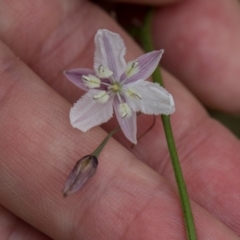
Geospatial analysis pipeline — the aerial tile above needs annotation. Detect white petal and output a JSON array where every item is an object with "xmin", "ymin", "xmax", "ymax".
[
  {"xmin": 113, "ymin": 98, "xmax": 137, "ymax": 144},
  {"xmin": 124, "ymin": 80, "xmax": 175, "ymax": 115},
  {"xmin": 94, "ymin": 29, "xmax": 126, "ymax": 81},
  {"xmin": 70, "ymin": 90, "xmax": 114, "ymax": 132},
  {"xmin": 122, "ymin": 50, "xmax": 164, "ymax": 84}
]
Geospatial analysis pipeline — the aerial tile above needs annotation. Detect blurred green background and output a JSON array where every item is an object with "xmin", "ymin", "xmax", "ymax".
[{"xmin": 209, "ymin": 110, "xmax": 240, "ymax": 138}]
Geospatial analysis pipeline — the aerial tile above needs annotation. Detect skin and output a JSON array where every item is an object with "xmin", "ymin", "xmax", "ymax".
[
  {"xmin": 0, "ymin": 0, "xmax": 240, "ymax": 239},
  {"xmin": 153, "ymin": 0, "xmax": 240, "ymax": 113}
]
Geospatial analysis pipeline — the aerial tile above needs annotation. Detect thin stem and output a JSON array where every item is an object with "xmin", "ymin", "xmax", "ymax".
[
  {"xmin": 140, "ymin": 9, "xmax": 197, "ymax": 240},
  {"xmin": 92, "ymin": 127, "xmax": 120, "ymax": 157},
  {"xmin": 131, "ymin": 115, "xmax": 156, "ymax": 148}
]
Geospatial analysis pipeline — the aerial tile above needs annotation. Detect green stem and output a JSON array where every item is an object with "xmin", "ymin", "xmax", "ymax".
[
  {"xmin": 140, "ymin": 9, "xmax": 197, "ymax": 240},
  {"xmin": 92, "ymin": 127, "xmax": 120, "ymax": 157}
]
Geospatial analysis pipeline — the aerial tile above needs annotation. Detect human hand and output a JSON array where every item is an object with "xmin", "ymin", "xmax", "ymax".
[{"xmin": 0, "ymin": 0, "xmax": 240, "ymax": 239}]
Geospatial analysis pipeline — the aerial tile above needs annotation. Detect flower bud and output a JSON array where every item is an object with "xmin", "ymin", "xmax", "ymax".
[{"xmin": 63, "ymin": 155, "xmax": 98, "ymax": 197}]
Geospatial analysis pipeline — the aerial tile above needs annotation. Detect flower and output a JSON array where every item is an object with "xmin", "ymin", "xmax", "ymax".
[
  {"xmin": 63, "ymin": 155, "xmax": 98, "ymax": 197},
  {"xmin": 64, "ymin": 29, "xmax": 175, "ymax": 144}
]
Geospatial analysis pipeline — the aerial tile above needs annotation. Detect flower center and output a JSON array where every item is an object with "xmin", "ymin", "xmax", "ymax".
[{"xmin": 110, "ymin": 83, "xmax": 121, "ymax": 93}]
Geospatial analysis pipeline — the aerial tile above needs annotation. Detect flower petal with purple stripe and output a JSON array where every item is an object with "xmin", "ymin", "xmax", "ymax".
[
  {"xmin": 70, "ymin": 90, "xmax": 114, "ymax": 132},
  {"xmin": 113, "ymin": 97, "xmax": 137, "ymax": 144},
  {"xmin": 94, "ymin": 29, "xmax": 126, "ymax": 81},
  {"xmin": 64, "ymin": 68, "xmax": 95, "ymax": 91},
  {"xmin": 123, "ymin": 50, "xmax": 164, "ymax": 84}
]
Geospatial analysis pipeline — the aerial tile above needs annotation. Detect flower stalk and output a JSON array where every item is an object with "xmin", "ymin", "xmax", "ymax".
[
  {"xmin": 92, "ymin": 126, "xmax": 120, "ymax": 157},
  {"xmin": 140, "ymin": 9, "xmax": 198, "ymax": 240}
]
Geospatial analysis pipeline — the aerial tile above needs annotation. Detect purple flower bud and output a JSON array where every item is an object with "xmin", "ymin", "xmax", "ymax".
[{"xmin": 63, "ymin": 155, "xmax": 98, "ymax": 197}]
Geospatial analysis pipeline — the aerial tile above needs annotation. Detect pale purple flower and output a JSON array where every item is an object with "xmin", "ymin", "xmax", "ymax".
[{"xmin": 64, "ymin": 29, "xmax": 175, "ymax": 144}]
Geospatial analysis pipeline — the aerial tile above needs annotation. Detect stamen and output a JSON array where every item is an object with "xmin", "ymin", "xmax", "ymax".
[
  {"xmin": 93, "ymin": 91, "xmax": 109, "ymax": 103},
  {"xmin": 118, "ymin": 103, "xmax": 131, "ymax": 118},
  {"xmin": 97, "ymin": 65, "xmax": 113, "ymax": 78},
  {"xmin": 109, "ymin": 75, "xmax": 116, "ymax": 84},
  {"xmin": 116, "ymin": 93, "xmax": 123, "ymax": 103},
  {"xmin": 125, "ymin": 88, "xmax": 142, "ymax": 100},
  {"xmin": 125, "ymin": 61, "xmax": 139, "ymax": 78},
  {"xmin": 82, "ymin": 75, "xmax": 101, "ymax": 88},
  {"xmin": 132, "ymin": 61, "xmax": 139, "ymax": 68}
]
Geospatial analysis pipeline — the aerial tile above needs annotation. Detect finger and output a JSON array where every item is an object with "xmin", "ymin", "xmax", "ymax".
[
  {"xmin": 0, "ymin": 0, "xmax": 99, "ymax": 103},
  {"xmin": 0, "ymin": 39, "xmax": 239, "ymax": 239},
  {"xmin": 1, "ymin": 0, "xmax": 240, "ymax": 236},
  {"xmin": 0, "ymin": 205, "xmax": 51, "ymax": 240},
  {"xmin": 152, "ymin": 0, "xmax": 240, "ymax": 114}
]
